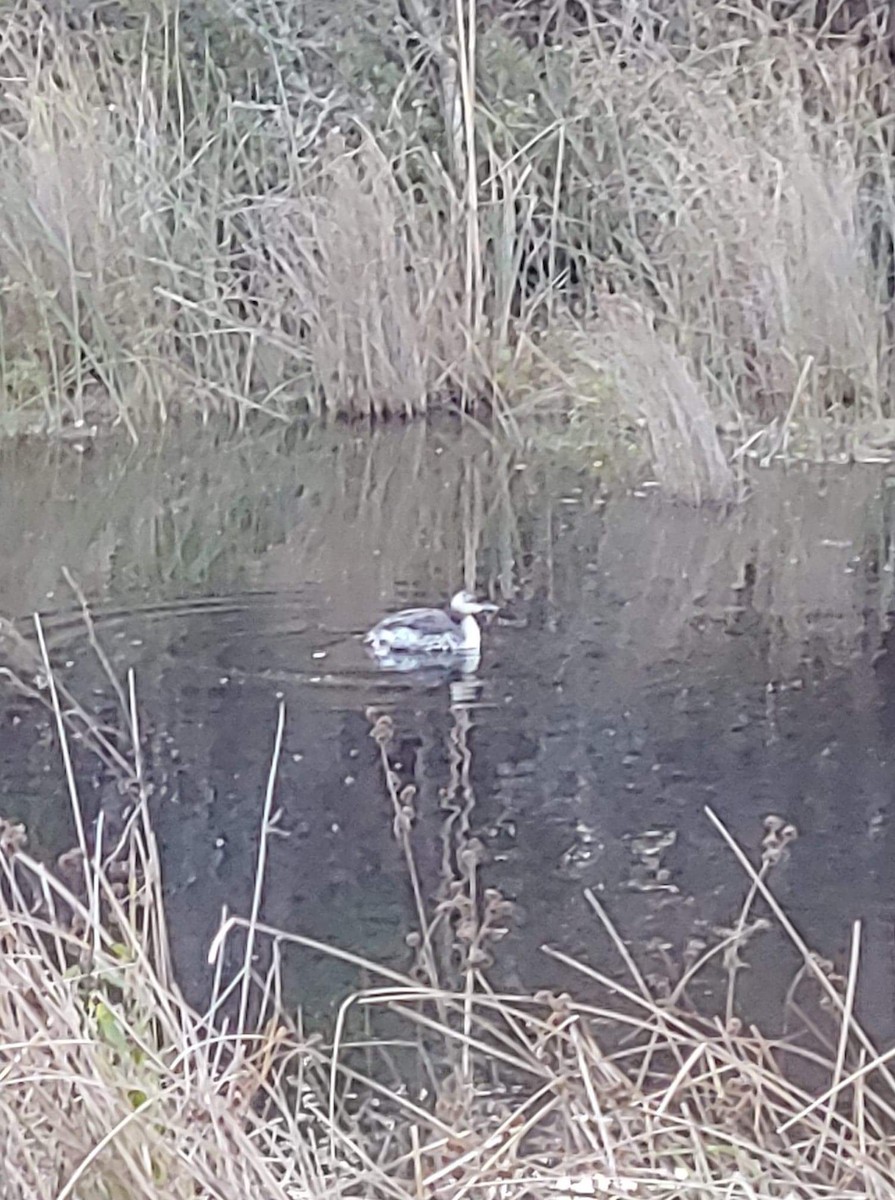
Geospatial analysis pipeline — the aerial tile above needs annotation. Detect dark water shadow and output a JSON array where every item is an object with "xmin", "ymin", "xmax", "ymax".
[{"xmin": 0, "ymin": 427, "xmax": 894, "ymax": 1041}]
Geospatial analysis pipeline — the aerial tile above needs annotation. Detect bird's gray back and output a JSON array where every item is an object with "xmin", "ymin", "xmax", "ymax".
[{"xmin": 374, "ymin": 607, "xmax": 455, "ymax": 635}]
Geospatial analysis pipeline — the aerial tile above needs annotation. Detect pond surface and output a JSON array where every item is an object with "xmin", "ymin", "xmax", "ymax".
[{"xmin": 1, "ymin": 423, "xmax": 894, "ymax": 1038}]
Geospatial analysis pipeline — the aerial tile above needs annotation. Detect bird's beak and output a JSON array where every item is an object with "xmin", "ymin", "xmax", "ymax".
[{"xmin": 474, "ymin": 601, "xmax": 499, "ymax": 617}]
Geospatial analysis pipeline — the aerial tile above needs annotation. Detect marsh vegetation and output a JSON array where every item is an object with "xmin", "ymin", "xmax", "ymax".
[{"xmin": 1, "ymin": 0, "xmax": 894, "ymax": 496}]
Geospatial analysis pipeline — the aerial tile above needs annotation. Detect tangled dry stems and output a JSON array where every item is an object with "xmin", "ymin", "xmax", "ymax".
[
  {"xmin": 2, "ymin": 691, "xmax": 895, "ymax": 1198},
  {"xmin": 4, "ymin": 820, "xmax": 895, "ymax": 1200}
]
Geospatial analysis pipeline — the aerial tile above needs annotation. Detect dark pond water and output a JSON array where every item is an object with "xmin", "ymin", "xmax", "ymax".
[{"xmin": 2, "ymin": 423, "xmax": 895, "ymax": 1038}]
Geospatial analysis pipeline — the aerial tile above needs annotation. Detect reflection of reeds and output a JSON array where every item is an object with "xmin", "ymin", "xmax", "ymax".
[
  {"xmin": 596, "ymin": 468, "xmax": 886, "ymax": 673},
  {"xmin": 237, "ymin": 426, "xmax": 529, "ymax": 629},
  {"xmin": 0, "ymin": 426, "xmax": 528, "ymax": 631},
  {"xmin": 3, "ymin": 685, "xmax": 895, "ymax": 1198},
  {"xmin": 0, "ymin": 428, "xmax": 887, "ymax": 692}
]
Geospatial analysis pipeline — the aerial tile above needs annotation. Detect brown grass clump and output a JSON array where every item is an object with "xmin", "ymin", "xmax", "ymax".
[
  {"xmin": 0, "ymin": 48, "xmax": 166, "ymax": 435},
  {"xmin": 590, "ymin": 297, "xmax": 736, "ymax": 503},
  {"xmin": 246, "ymin": 142, "xmax": 475, "ymax": 418}
]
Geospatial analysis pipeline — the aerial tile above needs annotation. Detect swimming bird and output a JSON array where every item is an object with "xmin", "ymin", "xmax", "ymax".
[{"xmin": 364, "ymin": 590, "xmax": 499, "ymax": 659}]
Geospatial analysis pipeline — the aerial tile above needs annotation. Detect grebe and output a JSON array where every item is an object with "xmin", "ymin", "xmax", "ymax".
[{"xmin": 364, "ymin": 590, "xmax": 499, "ymax": 658}]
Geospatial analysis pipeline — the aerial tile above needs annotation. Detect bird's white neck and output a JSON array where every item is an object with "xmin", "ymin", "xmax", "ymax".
[{"xmin": 459, "ymin": 613, "xmax": 483, "ymax": 652}]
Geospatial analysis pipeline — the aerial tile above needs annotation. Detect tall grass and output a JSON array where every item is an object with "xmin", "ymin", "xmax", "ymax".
[
  {"xmin": 3, "ymin": 666, "xmax": 895, "ymax": 1198},
  {"xmin": 0, "ymin": 0, "xmax": 893, "ymax": 497}
]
